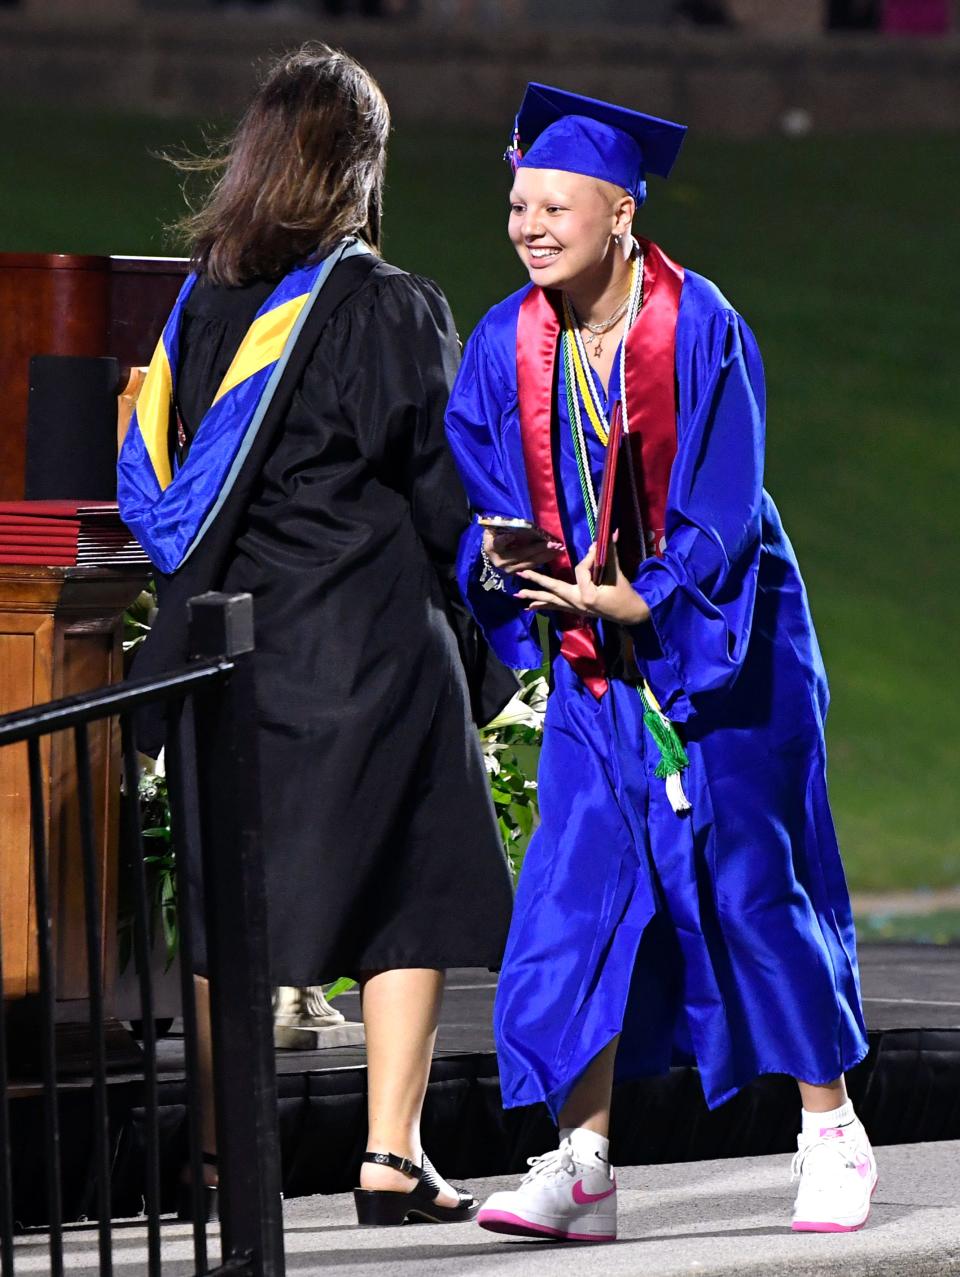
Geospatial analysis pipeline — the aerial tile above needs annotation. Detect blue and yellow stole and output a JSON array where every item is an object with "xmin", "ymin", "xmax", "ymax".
[{"xmin": 118, "ymin": 237, "xmax": 369, "ymax": 574}]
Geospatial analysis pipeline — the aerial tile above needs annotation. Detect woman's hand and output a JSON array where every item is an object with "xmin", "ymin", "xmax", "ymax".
[
  {"xmin": 516, "ymin": 541, "xmax": 651, "ymax": 626},
  {"xmin": 484, "ymin": 526, "xmax": 561, "ymax": 574}
]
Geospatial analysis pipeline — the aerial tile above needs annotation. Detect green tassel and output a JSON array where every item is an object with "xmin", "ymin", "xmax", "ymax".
[{"xmin": 642, "ymin": 707, "xmax": 689, "ymax": 779}]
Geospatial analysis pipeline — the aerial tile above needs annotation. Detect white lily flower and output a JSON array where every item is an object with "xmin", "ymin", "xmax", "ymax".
[
  {"xmin": 483, "ymin": 676, "xmax": 549, "ymax": 733},
  {"xmin": 481, "ymin": 738, "xmax": 504, "ymax": 774}
]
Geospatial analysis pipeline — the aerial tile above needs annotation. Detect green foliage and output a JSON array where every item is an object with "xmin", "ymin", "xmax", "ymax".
[
  {"xmin": 324, "ymin": 976, "xmax": 358, "ymax": 1001},
  {"xmin": 124, "ymin": 585, "xmax": 157, "ymax": 654},
  {"xmin": 480, "ymin": 671, "xmax": 546, "ymax": 882},
  {"xmin": 118, "ymin": 768, "xmax": 178, "ymax": 973},
  {"xmin": 119, "ymin": 583, "xmax": 174, "ymax": 971}
]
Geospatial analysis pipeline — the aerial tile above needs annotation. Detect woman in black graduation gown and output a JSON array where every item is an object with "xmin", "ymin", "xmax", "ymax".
[{"xmin": 124, "ymin": 44, "xmax": 513, "ymax": 1222}]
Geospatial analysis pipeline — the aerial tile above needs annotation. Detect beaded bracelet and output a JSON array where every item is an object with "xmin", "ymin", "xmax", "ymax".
[{"xmin": 479, "ymin": 545, "xmax": 506, "ymax": 592}]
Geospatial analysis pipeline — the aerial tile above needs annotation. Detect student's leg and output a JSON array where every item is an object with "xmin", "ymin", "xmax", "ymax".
[
  {"xmin": 477, "ymin": 1036, "xmax": 620, "ymax": 1241},
  {"xmin": 797, "ymin": 1076, "xmax": 848, "ymax": 1113},
  {"xmin": 357, "ymin": 967, "xmax": 459, "ymax": 1207},
  {"xmin": 558, "ymin": 1036, "xmax": 620, "ymax": 1138}
]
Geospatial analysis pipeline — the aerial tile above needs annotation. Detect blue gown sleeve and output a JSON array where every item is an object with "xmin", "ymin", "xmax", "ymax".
[
  {"xmin": 631, "ymin": 308, "xmax": 765, "ymax": 720},
  {"xmin": 444, "ymin": 323, "xmax": 542, "ymax": 670}
]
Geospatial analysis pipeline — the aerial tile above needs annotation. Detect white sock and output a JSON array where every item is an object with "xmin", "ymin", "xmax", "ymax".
[
  {"xmin": 563, "ymin": 1126, "xmax": 611, "ymax": 1166},
  {"xmin": 802, "ymin": 1100, "xmax": 855, "ymax": 1134}
]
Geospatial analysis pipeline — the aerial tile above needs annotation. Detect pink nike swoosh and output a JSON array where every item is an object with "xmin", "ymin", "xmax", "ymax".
[
  {"xmin": 572, "ymin": 1178, "xmax": 617, "ymax": 1205},
  {"xmin": 855, "ymin": 1155, "xmax": 872, "ymax": 1180}
]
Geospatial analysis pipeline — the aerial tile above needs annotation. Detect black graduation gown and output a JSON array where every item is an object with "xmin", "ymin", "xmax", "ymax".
[{"xmin": 135, "ymin": 257, "xmax": 514, "ymax": 984}]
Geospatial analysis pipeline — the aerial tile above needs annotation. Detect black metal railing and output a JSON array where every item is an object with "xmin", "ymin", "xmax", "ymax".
[{"xmin": 0, "ymin": 592, "xmax": 284, "ymax": 1277}]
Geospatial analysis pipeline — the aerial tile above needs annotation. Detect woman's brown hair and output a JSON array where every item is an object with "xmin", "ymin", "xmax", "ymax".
[{"xmin": 176, "ymin": 44, "xmax": 390, "ymax": 286}]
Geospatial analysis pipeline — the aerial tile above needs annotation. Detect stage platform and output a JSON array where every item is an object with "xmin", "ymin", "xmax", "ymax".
[
  {"xmin": 7, "ymin": 944, "xmax": 960, "ymax": 1227},
  {"xmin": 13, "ymin": 1141, "xmax": 960, "ymax": 1277}
]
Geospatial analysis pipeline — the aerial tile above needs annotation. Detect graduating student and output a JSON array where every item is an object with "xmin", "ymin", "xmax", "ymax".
[
  {"xmin": 118, "ymin": 44, "xmax": 514, "ymax": 1226},
  {"xmin": 445, "ymin": 83, "xmax": 877, "ymax": 1241}
]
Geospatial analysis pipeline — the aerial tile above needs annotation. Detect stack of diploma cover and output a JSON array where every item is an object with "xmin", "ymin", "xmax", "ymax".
[{"xmin": 0, "ymin": 501, "xmax": 150, "ymax": 568}]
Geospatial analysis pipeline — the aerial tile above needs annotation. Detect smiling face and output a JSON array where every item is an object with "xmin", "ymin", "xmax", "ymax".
[{"xmin": 508, "ymin": 167, "xmax": 635, "ymax": 292}]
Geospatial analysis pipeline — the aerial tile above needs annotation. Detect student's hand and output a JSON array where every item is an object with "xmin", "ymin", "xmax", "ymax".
[
  {"xmin": 484, "ymin": 527, "xmax": 562, "ymax": 574},
  {"xmin": 516, "ymin": 542, "xmax": 651, "ymax": 626}
]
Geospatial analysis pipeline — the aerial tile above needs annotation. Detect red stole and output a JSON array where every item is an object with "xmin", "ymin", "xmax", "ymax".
[{"xmin": 516, "ymin": 238, "xmax": 684, "ymax": 699}]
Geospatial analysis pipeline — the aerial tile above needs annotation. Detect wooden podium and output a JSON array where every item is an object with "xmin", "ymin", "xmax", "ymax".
[
  {"xmin": 0, "ymin": 565, "xmax": 148, "ymax": 1071},
  {"xmin": 0, "ymin": 252, "xmax": 185, "ymax": 1069},
  {"xmin": 0, "ymin": 253, "xmax": 187, "ymax": 501}
]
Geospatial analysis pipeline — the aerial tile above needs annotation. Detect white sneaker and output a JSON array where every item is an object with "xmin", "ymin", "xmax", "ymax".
[
  {"xmin": 791, "ymin": 1118, "xmax": 878, "ymax": 1232},
  {"xmin": 477, "ymin": 1133, "xmax": 617, "ymax": 1242}
]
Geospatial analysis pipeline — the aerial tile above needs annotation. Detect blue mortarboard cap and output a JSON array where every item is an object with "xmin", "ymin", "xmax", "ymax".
[{"xmin": 506, "ymin": 82, "xmax": 686, "ymax": 206}]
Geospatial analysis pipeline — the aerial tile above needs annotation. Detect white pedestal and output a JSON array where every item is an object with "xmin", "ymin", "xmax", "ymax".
[
  {"xmin": 273, "ymin": 1021, "xmax": 366, "ymax": 1050},
  {"xmin": 272, "ymin": 984, "xmax": 365, "ymax": 1051}
]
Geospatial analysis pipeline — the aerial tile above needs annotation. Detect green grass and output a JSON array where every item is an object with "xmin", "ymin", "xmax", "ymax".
[{"xmin": 4, "ymin": 102, "xmax": 958, "ymax": 892}]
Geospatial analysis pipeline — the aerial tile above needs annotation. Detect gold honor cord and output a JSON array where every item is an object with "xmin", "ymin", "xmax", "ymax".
[{"xmin": 563, "ymin": 295, "xmax": 609, "ymax": 447}]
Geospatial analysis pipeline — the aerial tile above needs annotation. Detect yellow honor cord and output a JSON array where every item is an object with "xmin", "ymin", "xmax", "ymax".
[
  {"xmin": 561, "ymin": 253, "xmax": 640, "ymax": 449},
  {"xmin": 641, "ymin": 679, "xmax": 664, "ymax": 715},
  {"xmin": 562, "ymin": 297, "xmax": 608, "ymax": 446},
  {"xmin": 572, "ymin": 340, "xmax": 610, "ymax": 446}
]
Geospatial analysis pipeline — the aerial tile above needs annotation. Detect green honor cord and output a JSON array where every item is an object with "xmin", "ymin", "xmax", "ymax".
[{"xmin": 561, "ymin": 326, "xmax": 692, "ymax": 815}]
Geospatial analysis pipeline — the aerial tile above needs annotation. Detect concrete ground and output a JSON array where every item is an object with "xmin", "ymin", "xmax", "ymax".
[{"xmin": 13, "ymin": 1140, "xmax": 960, "ymax": 1276}]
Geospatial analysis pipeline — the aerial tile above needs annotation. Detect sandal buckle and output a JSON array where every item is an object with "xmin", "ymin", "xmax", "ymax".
[{"xmin": 366, "ymin": 1151, "xmax": 418, "ymax": 1177}]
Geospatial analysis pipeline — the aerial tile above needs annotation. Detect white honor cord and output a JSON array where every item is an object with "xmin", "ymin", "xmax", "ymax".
[
  {"xmin": 665, "ymin": 771, "xmax": 693, "ymax": 815},
  {"xmin": 618, "ymin": 241, "xmax": 644, "ymax": 440},
  {"xmin": 619, "ymin": 244, "xmax": 648, "ymax": 562}
]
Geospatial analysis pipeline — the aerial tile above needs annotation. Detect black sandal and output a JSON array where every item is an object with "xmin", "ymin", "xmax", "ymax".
[
  {"xmin": 354, "ymin": 1151, "xmax": 478, "ymax": 1226},
  {"xmin": 176, "ymin": 1151, "xmax": 219, "ymax": 1223}
]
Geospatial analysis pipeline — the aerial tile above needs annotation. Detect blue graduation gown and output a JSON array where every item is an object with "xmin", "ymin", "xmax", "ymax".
[{"xmin": 445, "ymin": 266, "xmax": 869, "ymax": 1117}]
